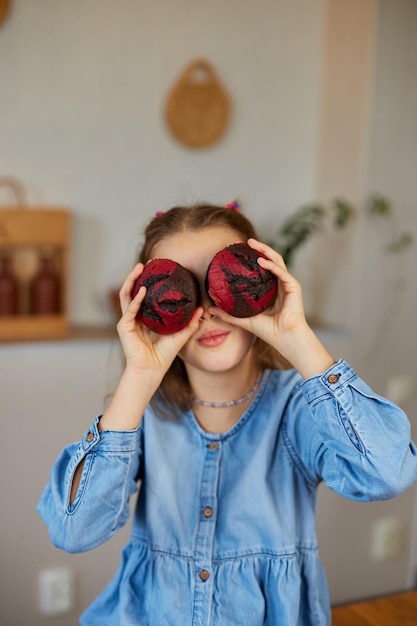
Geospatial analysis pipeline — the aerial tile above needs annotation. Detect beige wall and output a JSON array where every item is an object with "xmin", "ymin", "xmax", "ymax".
[
  {"xmin": 1, "ymin": 0, "xmax": 416, "ymax": 623},
  {"xmin": 314, "ymin": 0, "xmax": 417, "ymax": 603}
]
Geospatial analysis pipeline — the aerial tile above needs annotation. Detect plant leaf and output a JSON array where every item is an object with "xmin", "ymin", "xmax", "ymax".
[
  {"xmin": 387, "ymin": 232, "xmax": 414, "ymax": 253},
  {"xmin": 368, "ymin": 194, "xmax": 392, "ymax": 217},
  {"xmin": 331, "ymin": 198, "xmax": 356, "ymax": 228}
]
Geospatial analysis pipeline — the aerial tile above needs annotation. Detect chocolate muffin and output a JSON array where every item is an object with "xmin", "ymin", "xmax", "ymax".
[
  {"xmin": 131, "ymin": 258, "xmax": 200, "ymax": 334},
  {"xmin": 206, "ymin": 242, "xmax": 277, "ymax": 317}
]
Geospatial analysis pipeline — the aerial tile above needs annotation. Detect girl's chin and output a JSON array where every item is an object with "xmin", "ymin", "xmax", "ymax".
[{"xmin": 180, "ymin": 347, "xmax": 256, "ymax": 376}]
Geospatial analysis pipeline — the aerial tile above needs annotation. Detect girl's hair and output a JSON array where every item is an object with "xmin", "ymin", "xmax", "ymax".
[{"xmin": 138, "ymin": 203, "xmax": 291, "ymax": 415}]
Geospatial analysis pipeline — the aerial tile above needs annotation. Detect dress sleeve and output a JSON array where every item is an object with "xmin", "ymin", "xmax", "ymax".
[
  {"xmin": 37, "ymin": 416, "xmax": 142, "ymax": 553},
  {"xmin": 284, "ymin": 359, "xmax": 417, "ymax": 501}
]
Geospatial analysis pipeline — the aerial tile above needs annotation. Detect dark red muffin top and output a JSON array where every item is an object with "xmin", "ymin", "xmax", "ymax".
[
  {"xmin": 131, "ymin": 258, "xmax": 200, "ymax": 334},
  {"xmin": 206, "ymin": 242, "xmax": 277, "ymax": 317}
]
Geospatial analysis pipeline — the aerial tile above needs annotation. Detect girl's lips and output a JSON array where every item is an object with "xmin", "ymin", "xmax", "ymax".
[{"xmin": 197, "ymin": 329, "xmax": 230, "ymax": 348}]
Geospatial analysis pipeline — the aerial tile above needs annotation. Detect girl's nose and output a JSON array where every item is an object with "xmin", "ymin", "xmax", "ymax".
[
  {"xmin": 199, "ymin": 285, "xmax": 216, "ymax": 319},
  {"xmin": 200, "ymin": 306, "xmax": 216, "ymax": 321}
]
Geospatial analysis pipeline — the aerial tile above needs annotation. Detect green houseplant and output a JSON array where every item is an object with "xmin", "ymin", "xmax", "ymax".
[{"xmin": 271, "ymin": 194, "xmax": 413, "ymax": 267}]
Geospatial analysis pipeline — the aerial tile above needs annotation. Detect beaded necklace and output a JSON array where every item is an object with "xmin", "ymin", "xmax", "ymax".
[{"xmin": 191, "ymin": 373, "xmax": 262, "ymax": 409}]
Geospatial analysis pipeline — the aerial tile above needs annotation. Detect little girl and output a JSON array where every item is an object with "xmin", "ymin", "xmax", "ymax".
[{"xmin": 38, "ymin": 203, "xmax": 417, "ymax": 626}]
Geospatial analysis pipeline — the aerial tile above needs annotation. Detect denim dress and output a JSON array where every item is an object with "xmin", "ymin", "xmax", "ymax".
[{"xmin": 37, "ymin": 360, "xmax": 417, "ymax": 625}]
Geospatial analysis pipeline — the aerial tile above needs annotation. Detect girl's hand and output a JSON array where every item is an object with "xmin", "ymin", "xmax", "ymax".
[
  {"xmin": 117, "ymin": 263, "xmax": 203, "ymax": 375},
  {"xmin": 209, "ymin": 239, "xmax": 335, "ymax": 377},
  {"xmin": 209, "ymin": 239, "xmax": 306, "ymax": 351},
  {"xmin": 247, "ymin": 238, "xmax": 307, "ymax": 340},
  {"xmin": 99, "ymin": 264, "xmax": 204, "ymax": 432}
]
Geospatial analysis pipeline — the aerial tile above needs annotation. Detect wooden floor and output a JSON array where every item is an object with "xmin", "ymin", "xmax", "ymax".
[{"xmin": 331, "ymin": 590, "xmax": 417, "ymax": 625}]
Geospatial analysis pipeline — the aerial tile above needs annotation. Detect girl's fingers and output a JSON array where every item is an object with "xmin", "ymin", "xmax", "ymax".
[
  {"xmin": 247, "ymin": 238, "xmax": 295, "ymax": 287},
  {"xmin": 247, "ymin": 238, "xmax": 287, "ymax": 270},
  {"xmin": 116, "ymin": 287, "xmax": 147, "ymax": 339},
  {"xmin": 119, "ymin": 263, "xmax": 144, "ymax": 312},
  {"xmin": 172, "ymin": 307, "xmax": 204, "ymax": 344},
  {"xmin": 125, "ymin": 285, "xmax": 147, "ymax": 319},
  {"xmin": 206, "ymin": 306, "xmax": 253, "ymax": 330},
  {"xmin": 256, "ymin": 255, "xmax": 295, "ymax": 286},
  {"xmin": 188, "ymin": 306, "xmax": 204, "ymax": 329},
  {"xmin": 247, "ymin": 239, "xmax": 299, "ymax": 290},
  {"xmin": 120, "ymin": 263, "xmax": 144, "ymax": 294}
]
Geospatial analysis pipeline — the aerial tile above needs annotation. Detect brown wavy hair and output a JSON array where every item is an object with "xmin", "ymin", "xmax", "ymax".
[{"xmin": 138, "ymin": 203, "xmax": 290, "ymax": 416}]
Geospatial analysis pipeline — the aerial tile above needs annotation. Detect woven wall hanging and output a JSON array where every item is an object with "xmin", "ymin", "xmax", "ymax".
[{"xmin": 165, "ymin": 59, "xmax": 231, "ymax": 149}]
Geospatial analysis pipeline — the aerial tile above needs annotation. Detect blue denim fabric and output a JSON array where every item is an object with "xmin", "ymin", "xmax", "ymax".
[{"xmin": 37, "ymin": 360, "xmax": 417, "ymax": 625}]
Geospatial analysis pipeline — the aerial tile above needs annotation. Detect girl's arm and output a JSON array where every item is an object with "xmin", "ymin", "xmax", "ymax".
[
  {"xmin": 38, "ymin": 264, "xmax": 203, "ymax": 551},
  {"xmin": 37, "ymin": 418, "xmax": 142, "ymax": 553},
  {"xmin": 210, "ymin": 240, "xmax": 417, "ymax": 498},
  {"xmin": 68, "ymin": 264, "xmax": 203, "ymax": 500},
  {"xmin": 288, "ymin": 360, "xmax": 417, "ymax": 500}
]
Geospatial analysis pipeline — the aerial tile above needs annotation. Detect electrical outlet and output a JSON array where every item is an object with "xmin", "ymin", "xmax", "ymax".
[
  {"xmin": 38, "ymin": 567, "xmax": 76, "ymax": 615},
  {"xmin": 370, "ymin": 517, "xmax": 406, "ymax": 562}
]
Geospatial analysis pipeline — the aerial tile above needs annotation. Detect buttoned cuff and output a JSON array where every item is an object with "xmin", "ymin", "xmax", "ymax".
[
  {"xmin": 81, "ymin": 416, "xmax": 141, "ymax": 454},
  {"xmin": 300, "ymin": 359, "xmax": 357, "ymax": 404}
]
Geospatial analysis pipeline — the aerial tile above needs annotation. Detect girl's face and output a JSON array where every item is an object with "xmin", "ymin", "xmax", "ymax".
[{"xmin": 151, "ymin": 226, "xmax": 256, "ymax": 375}]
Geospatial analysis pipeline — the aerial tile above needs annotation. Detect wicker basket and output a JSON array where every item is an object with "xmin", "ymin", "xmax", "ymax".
[{"xmin": 165, "ymin": 59, "xmax": 231, "ymax": 149}]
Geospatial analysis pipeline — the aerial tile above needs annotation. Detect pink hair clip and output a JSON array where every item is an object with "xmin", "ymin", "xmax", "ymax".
[
  {"xmin": 155, "ymin": 211, "xmax": 165, "ymax": 217},
  {"xmin": 226, "ymin": 201, "xmax": 240, "ymax": 211}
]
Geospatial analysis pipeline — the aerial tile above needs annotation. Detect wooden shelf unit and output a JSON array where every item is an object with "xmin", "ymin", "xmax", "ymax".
[
  {"xmin": 0, "ymin": 324, "xmax": 117, "ymax": 345},
  {"xmin": 0, "ymin": 206, "xmax": 71, "ymax": 341}
]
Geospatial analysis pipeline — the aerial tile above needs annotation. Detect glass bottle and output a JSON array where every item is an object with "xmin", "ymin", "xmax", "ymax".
[
  {"xmin": 0, "ymin": 251, "xmax": 19, "ymax": 316},
  {"xmin": 29, "ymin": 253, "xmax": 61, "ymax": 315}
]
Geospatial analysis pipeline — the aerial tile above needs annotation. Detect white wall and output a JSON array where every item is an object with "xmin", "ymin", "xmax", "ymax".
[
  {"xmin": 365, "ymin": 0, "xmax": 417, "ymax": 589},
  {"xmin": 315, "ymin": 0, "xmax": 417, "ymax": 604},
  {"xmin": 1, "ymin": 1, "xmax": 417, "ymax": 624},
  {"xmin": 0, "ymin": 0, "xmax": 325, "ymax": 325},
  {"xmin": 0, "ymin": 339, "xmax": 131, "ymax": 626}
]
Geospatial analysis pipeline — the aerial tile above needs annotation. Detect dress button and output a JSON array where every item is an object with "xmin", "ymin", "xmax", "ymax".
[
  {"xmin": 199, "ymin": 569, "xmax": 210, "ymax": 581},
  {"xmin": 209, "ymin": 441, "xmax": 219, "ymax": 451},
  {"xmin": 203, "ymin": 507, "xmax": 213, "ymax": 518},
  {"xmin": 86, "ymin": 433, "xmax": 94, "ymax": 442},
  {"xmin": 327, "ymin": 374, "xmax": 340, "ymax": 384}
]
